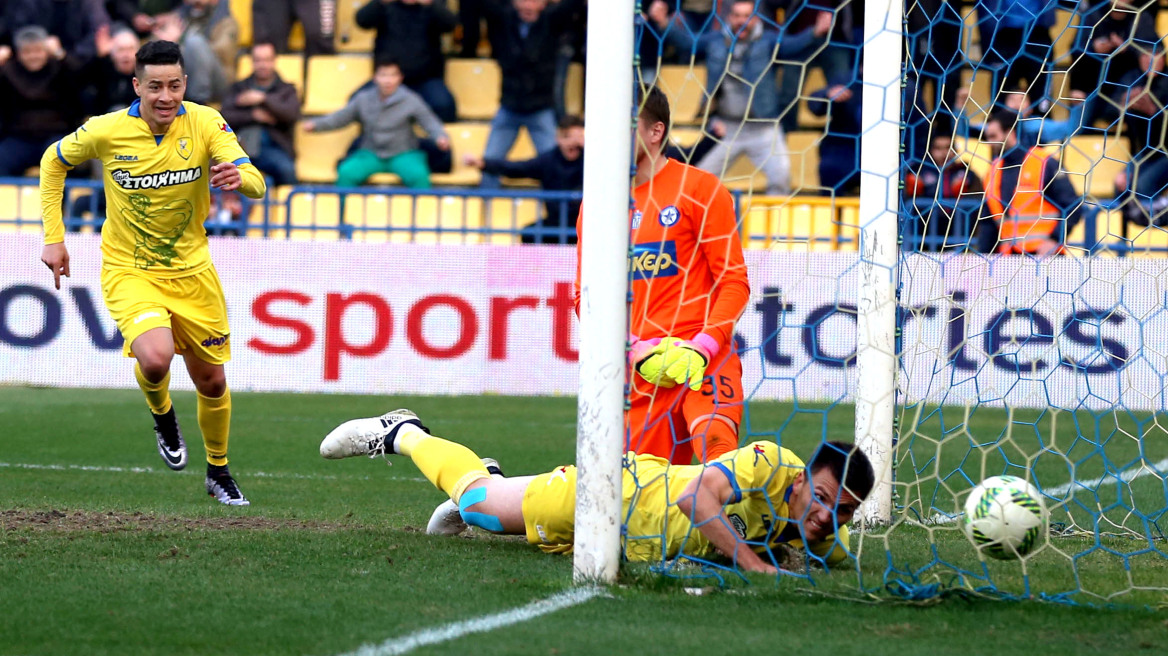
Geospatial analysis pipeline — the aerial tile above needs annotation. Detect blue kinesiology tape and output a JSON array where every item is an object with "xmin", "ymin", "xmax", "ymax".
[{"xmin": 458, "ymin": 486, "xmax": 504, "ymax": 533}]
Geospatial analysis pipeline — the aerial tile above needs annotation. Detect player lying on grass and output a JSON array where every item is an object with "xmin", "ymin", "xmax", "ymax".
[{"xmin": 320, "ymin": 410, "xmax": 875, "ymax": 573}]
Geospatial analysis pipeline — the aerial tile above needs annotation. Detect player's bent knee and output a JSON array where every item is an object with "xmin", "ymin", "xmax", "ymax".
[{"xmin": 458, "ymin": 486, "xmax": 505, "ymax": 533}]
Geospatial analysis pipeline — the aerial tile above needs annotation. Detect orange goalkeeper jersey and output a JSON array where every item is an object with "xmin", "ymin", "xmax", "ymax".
[{"xmin": 575, "ymin": 158, "xmax": 750, "ymax": 349}]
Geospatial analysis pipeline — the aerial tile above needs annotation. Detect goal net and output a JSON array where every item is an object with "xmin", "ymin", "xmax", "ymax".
[{"xmin": 588, "ymin": 0, "xmax": 1168, "ymax": 604}]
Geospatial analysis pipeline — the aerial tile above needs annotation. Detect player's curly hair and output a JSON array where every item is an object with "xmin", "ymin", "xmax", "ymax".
[
  {"xmin": 135, "ymin": 40, "xmax": 184, "ymax": 77},
  {"xmin": 808, "ymin": 441, "xmax": 876, "ymax": 501}
]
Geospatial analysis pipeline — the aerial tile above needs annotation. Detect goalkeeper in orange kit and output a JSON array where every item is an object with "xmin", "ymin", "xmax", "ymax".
[{"xmin": 576, "ymin": 86, "xmax": 751, "ymax": 465}]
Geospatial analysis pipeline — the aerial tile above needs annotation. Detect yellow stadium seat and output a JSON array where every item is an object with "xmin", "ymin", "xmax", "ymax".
[
  {"xmin": 1061, "ymin": 135, "xmax": 1129, "ymax": 199},
  {"xmin": 335, "ymin": 0, "xmax": 375, "ymax": 53},
  {"xmin": 295, "ymin": 122, "xmax": 361, "ymax": 183},
  {"xmin": 1050, "ymin": 9, "xmax": 1078, "ymax": 66},
  {"xmin": 485, "ymin": 197, "xmax": 541, "ymax": 245},
  {"xmin": 431, "ymin": 123, "xmax": 539, "ymax": 186},
  {"xmin": 787, "ymin": 130, "xmax": 821, "ymax": 192},
  {"xmin": 653, "ymin": 65, "xmax": 708, "ymax": 125},
  {"xmin": 236, "ymin": 53, "xmax": 306, "ymax": 95},
  {"xmin": 797, "ymin": 66, "xmax": 827, "ymax": 128},
  {"xmin": 288, "ymin": 21, "xmax": 305, "ymax": 51},
  {"xmin": 247, "ymin": 184, "xmax": 291, "ymax": 239},
  {"xmin": 737, "ymin": 197, "xmax": 849, "ymax": 251},
  {"xmin": 952, "ymin": 136, "xmax": 996, "ymax": 187},
  {"xmin": 0, "ymin": 184, "xmax": 42, "ymax": 233},
  {"xmin": 231, "ymin": 0, "xmax": 252, "ymax": 47},
  {"xmin": 565, "ymin": 62, "xmax": 584, "ymax": 117},
  {"xmin": 446, "ymin": 59, "xmax": 502, "ymax": 120},
  {"xmin": 304, "ymin": 56, "xmax": 374, "ymax": 115},
  {"xmin": 288, "ymin": 191, "xmax": 341, "ymax": 240}
]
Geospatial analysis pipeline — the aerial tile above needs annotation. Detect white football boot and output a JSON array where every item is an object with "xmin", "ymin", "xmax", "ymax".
[
  {"xmin": 426, "ymin": 458, "xmax": 504, "ymax": 535},
  {"xmin": 319, "ymin": 409, "xmax": 427, "ymax": 460}
]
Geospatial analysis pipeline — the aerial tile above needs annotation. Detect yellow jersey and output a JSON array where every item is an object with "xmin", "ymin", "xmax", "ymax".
[
  {"xmin": 623, "ymin": 441, "xmax": 851, "ymax": 566},
  {"xmin": 40, "ymin": 99, "xmax": 266, "ymax": 278}
]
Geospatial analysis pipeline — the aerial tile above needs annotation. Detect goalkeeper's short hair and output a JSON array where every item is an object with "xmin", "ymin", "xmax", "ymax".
[
  {"xmin": 639, "ymin": 85, "xmax": 671, "ymax": 140},
  {"xmin": 808, "ymin": 441, "xmax": 876, "ymax": 501}
]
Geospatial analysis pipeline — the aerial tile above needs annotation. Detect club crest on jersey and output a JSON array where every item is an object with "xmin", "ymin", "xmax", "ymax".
[
  {"xmin": 658, "ymin": 205, "xmax": 680, "ymax": 227},
  {"xmin": 111, "ymin": 166, "xmax": 202, "ymax": 190},
  {"xmin": 176, "ymin": 137, "xmax": 192, "ymax": 160},
  {"xmin": 629, "ymin": 240, "xmax": 678, "ymax": 279},
  {"xmin": 631, "ymin": 209, "xmax": 643, "ymax": 230}
]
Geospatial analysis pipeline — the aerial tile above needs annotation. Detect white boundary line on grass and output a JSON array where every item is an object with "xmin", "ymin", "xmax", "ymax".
[
  {"xmin": 0, "ymin": 461, "xmax": 428, "ymax": 483},
  {"xmin": 336, "ymin": 587, "xmax": 605, "ymax": 656}
]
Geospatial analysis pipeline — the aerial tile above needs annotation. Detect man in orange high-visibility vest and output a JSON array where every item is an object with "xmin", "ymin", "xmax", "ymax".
[{"xmin": 982, "ymin": 109, "xmax": 1084, "ymax": 256}]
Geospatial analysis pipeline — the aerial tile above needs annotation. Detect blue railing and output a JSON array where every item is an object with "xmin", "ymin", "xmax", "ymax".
[{"xmin": 3, "ymin": 176, "xmax": 1162, "ymax": 255}]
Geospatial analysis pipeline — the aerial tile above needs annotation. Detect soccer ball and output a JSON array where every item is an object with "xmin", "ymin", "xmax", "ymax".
[{"xmin": 962, "ymin": 475, "xmax": 1048, "ymax": 560}]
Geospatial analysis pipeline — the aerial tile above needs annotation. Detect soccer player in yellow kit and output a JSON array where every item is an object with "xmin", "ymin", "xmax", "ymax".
[
  {"xmin": 319, "ymin": 410, "xmax": 875, "ymax": 573},
  {"xmin": 39, "ymin": 41, "xmax": 266, "ymax": 505}
]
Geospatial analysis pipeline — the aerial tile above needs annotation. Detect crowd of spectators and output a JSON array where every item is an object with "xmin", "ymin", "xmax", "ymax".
[{"xmin": 0, "ymin": 0, "xmax": 1165, "ymax": 251}]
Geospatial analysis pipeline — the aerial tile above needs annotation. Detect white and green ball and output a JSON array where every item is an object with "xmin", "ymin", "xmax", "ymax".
[{"xmin": 962, "ymin": 475, "xmax": 1048, "ymax": 560}]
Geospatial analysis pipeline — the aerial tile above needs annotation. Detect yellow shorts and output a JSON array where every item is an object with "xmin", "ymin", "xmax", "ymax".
[
  {"xmin": 101, "ymin": 266, "xmax": 231, "ymax": 365},
  {"xmin": 522, "ymin": 464, "xmax": 578, "ymax": 554}
]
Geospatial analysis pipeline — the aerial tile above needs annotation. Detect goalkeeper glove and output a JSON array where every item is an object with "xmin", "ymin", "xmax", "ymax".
[
  {"xmin": 627, "ymin": 334, "xmax": 662, "ymax": 367},
  {"xmin": 636, "ymin": 333, "xmax": 720, "ymax": 391}
]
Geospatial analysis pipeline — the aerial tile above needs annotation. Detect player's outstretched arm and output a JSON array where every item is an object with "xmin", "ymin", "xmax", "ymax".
[
  {"xmin": 676, "ymin": 469, "xmax": 778, "ymax": 574},
  {"xmin": 39, "ymin": 143, "xmax": 75, "ymax": 290}
]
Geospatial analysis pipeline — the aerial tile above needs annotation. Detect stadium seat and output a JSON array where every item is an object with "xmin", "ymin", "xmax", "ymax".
[
  {"xmin": 797, "ymin": 66, "xmax": 827, "ymax": 129},
  {"xmin": 294, "ymin": 122, "xmax": 362, "ymax": 182},
  {"xmin": 951, "ymin": 136, "xmax": 995, "ymax": 187},
  {"xmin": 1050, "ymin": 9, "xmax": 1078, "ymax": 66},
  {"xmin": 654, "ymin": 65, "xmax": 708, "ymax": 125},
  {"xmin": 236, "ymin": 53, "xmax": 306, "ymax": 95},
  {"xmin": 0, "ymin": 184, "xmax": 42, "ymax": 234},
  {"xmin": 1061, "ymin": 135, "xmax": 1129, "ymax": 199},
  {"xmin": 737, "ymin": 196, "xmax": 852, "ymax": 251},
  {"xmin": 231, "ymin": 0, "xmax": 252, "ymax": 47},
  {"xmin": 247, "ymin": 185, "xmax": 291, "ymax": 239},
  {"xmin": 304, "ymin": 56, "xmax": 374, "ymax": 115},
  {"xmin": 288, "ymin": 191, "xmax": 341, "ymax": 240},
  {"xmin": 484, "ymin": 197, "xmax": 541, "ymax": 245},
  {"xmin": 431, "ymin": 123, "xmax": 538, "ymax": 186},
  {"xmin": 565, "ymin": 62, "xmax": 584, "ymax": 117},
  {"xmin": 335, "ymin": 0, "xmax": 375, "ymax": 53},
  {"xmin": 787, "ymin": 130, "xmax": 821, "ymax": 192},
  {"xmin": 446, "ymin": 59, "xmax": 502, "ymax": 120}
]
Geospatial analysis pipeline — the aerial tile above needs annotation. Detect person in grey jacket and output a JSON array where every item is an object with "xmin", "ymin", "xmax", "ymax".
[{"xmin": 303, "ymin": 59, "xmax": 450, "ymax": 188}]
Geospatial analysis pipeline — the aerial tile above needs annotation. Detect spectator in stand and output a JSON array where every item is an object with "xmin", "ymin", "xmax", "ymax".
[
  {"xmin": 478, "ymin": 0, "xmax": 583, "ymax": 188},
  {"xmin": 691, "ymin": 0, "xmax": 792, "ymax": 195},
  {"xmin": 0, "ymin": 0, "xmax": 110, "ymax": 64},
  {"xmin": 951, "ymin": 86, "xmax": 1087, "ymax": 148},
  {"xmin": 253, "ymin": 0, "xmax": 336, "ymax": 57},
  {"xmin": 458, "ymin": 0, "xmax": 488, "ymax": 57},
  {"xmin": 221, "ymin": 42, "xmax": 301, "ymax": 187},
  {"xmin": 807, "ymin": 77, "xmax": 862, "ymax": 195},
  {"xmin": 151, "ymin": 9, "xmax": 227, "ymax": 103},
  {"xmin": 1069, "ymin": 1, "xmax": 1163, "ymax": 128},
  {"xmin": 180, "ymin": 0, "xmax": 238, "ymax": 83},
  {"xmin": 355, "ymin": 0, "xmax": 458, "ymax": 123},
  {"xmin": 764, "ymin": 0, "xmax": 849, "ymax": 134},
  {"xmin": 86, "ymin": 25, "xmax": 140, "ymax": 114},
  {"xmin": 978, "ymin": 0, "xmax": 1056, "ymax": 107},
  {"xmin": 1114, "ymin": 75, "xmax": 1168, "ymax": 226},
  {"xmin": 637, "ymin": 0, "xmax": 698, "ymax": 82},
  {"xmin": 979, "ymin": 109, "xmax": 1084, "ymax": 256},
  {"xmin": 464, "ymin": 114, "xmax": 584, "ymax": 244},
  {"xmin": 303, "ymin": 59, "xmax": 449, "ymax": 188},
  {"xmin": 904, "ymin": 132, "xmax": 985, "ymax": 250},
  {"xmin": 0, "ymin": 26, "xmax": 83, "ymax": 176},
  {"xmin": 105, "ymin": 0, "xmax": 181, "ymax": 37}
]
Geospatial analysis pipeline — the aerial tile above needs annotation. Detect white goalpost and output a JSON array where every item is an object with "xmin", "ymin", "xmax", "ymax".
[
  {"xmin": 855, "ymin": 0, "xmax": 903, "ymax": 526},
  {"xmin": 572, "ymin": 0, "xmax": 636, "ymax": 583}
]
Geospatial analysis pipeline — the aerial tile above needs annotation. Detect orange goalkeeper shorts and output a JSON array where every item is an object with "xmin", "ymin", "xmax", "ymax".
[{"xmin": 626, "ymin": 347, "xmax": 744, "ymax": 465}]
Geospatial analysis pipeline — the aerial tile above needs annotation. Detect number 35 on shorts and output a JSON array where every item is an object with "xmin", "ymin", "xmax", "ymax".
[{"xmin": 700, "ymin": 374, "xmax": 738, "ymax": 400}]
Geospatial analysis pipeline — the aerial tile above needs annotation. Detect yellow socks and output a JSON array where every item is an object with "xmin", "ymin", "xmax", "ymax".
[
  {"xmin": 197, "ymin": 388, "xmax": 231, "ymax": 466},
  {"xmin": 134, "ymin": 363, "xmax": 172, "ymax": 415},
  {"xmin": 397, "ymin": 427, "xmax": 490, "ymax": 503}
]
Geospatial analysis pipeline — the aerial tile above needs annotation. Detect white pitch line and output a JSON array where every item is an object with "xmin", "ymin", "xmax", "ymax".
[
  {"xmin": 915, "ymin": 457, "xmax": 1168, "ymax": 526},
  {"xmin": 336, "ymin": 587, "xmax": 605, "ymax": 656},
  {"xmin": 0, "ymin": 461, "xmax": 427, "ymax": 483},
  {"xmin": 1045, "ymin": 457, "xmax": 1168, "ymax": 497}
]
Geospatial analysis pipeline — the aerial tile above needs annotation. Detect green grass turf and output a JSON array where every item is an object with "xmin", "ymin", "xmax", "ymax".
[{"xmin": 1, "ymin": 387, "xmax": 1166, "ymax": 655}]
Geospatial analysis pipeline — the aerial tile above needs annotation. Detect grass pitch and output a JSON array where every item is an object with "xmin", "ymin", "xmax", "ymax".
[{"xmin": 2, "ymin": 387, "xmax": 1166, "ymax": 656}]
